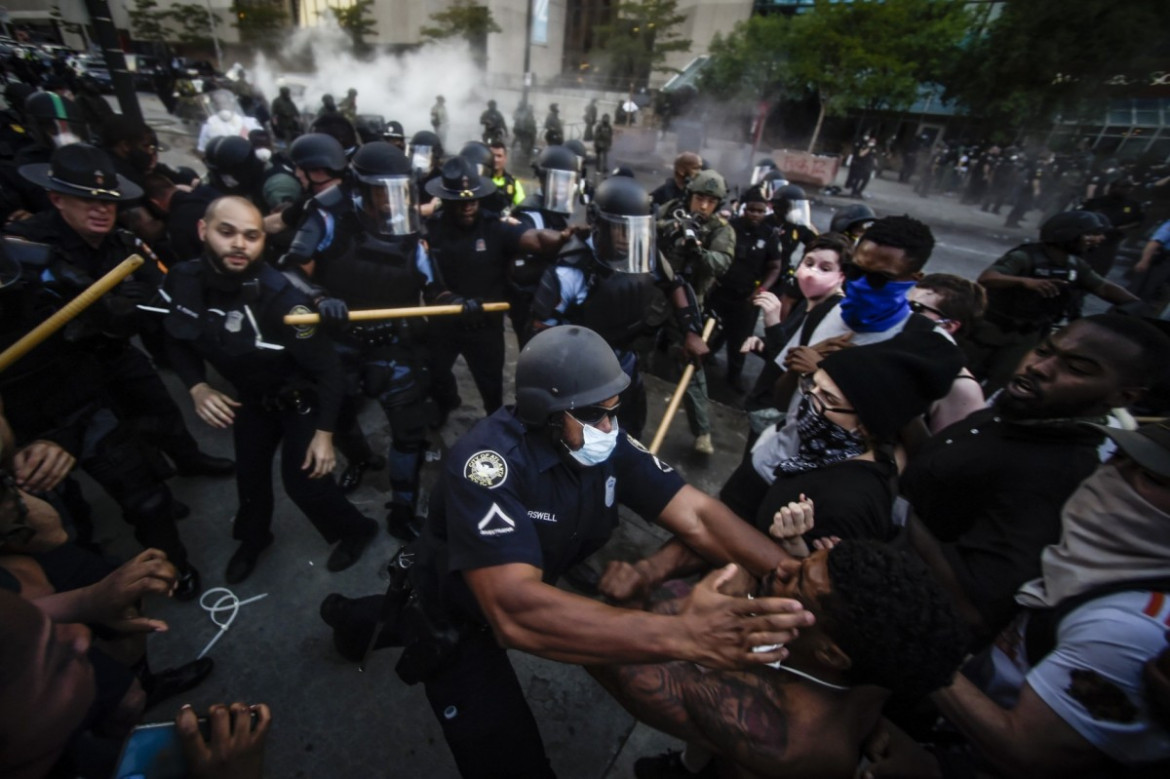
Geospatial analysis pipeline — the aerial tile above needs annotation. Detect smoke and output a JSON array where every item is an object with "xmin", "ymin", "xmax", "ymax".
[{"xmin": 245, "ymin": 19, "xmax": 497, "ymax": 150}]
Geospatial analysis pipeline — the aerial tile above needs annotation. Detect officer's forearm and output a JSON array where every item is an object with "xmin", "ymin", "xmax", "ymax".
[
  {"xmin": 1098, "ymin": 281, "xmax": 1140, "ymax": 305},
  {"xmin": 519, "ymin": 228, "xmax": 569, "ymax": 256},
  {"xmin": 658, "ymin": 486, "xmax": 788, "ymax": 578},
  {"xmin": 976, "ymin": 268, "xmax": 1030, "ymax": 289}
]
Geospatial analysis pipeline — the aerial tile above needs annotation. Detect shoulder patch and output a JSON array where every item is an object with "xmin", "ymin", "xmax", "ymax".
[
  {"xmin": 465, "ymin": 450, "xmax": 508, "ymax": 489},
  {"xmin": 289, "ymin": 304, "xmax": 316, "ymax": 339}
]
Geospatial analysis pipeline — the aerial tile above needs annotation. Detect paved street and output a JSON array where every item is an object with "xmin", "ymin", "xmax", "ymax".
[{"xmin": 73, "ymin": 93, "xmax": 1120, "ymax": 777}]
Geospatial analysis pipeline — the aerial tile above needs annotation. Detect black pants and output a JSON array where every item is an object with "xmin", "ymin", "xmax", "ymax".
[
  {"xmin": 231, "ymin": 401, "xmax": 370, "ymax": 548},
  {"xmin": 428, "ymin": 322, "xmax": 506, "ymax": 416},
  {"xmin": 424, "ymin": 630, "xmax": 556, "ymax": 779},
  {"xmin": 104, "ymin": 343, "xmax": 204, "ymax": 466},
  {"xmin": 707, "ymin": 287, "xmax": 758, "ymax": 381}
]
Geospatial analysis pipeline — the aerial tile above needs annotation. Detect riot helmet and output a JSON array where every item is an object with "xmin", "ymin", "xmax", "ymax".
[
  {"xmin": 459, "ymin": 141, "xmax": 494, "ymax": 177},
  {"xmin": 758, "ymin": 169, "xmax": 788, "ymax": 201},
  {"xmin": 289, "ymin": 133, "xmax": 347, "ymax": 177},
  {"xmin": 309, "ymin": 113, "xmax": 359, "ymax": 156},
  {"xmin": 771, "ymin": 183, "xmax": 811, "ymax": 228},
  {"xmin": 204, "ymin": 135, "xmax": 263, "ymax": 193},
  {"xmin": 24, "ymin": 91, "xmax": 88, "ymax": 148},
  {"xmin": 515, "ymin": 325, "xmax": 631, "ymax": 426},
  {"xmin": 532, "ymin": 146, "xmax": 579, "ymax": 215},
  {"xmin": 564, "ymin": 138, "xmax": 588, "ymax": 170},
  {"xmin": 588, "ymin": 176, "xmax": 656, "ymax": 274},
  {"xmin": 409, "ymin": 130, "xmax": 441, "ymax": 174},
  {"xmin": 1040, "ymin": 210, "xmax": 1104, "ymax": 250},
  {"xmin": 350, "ymin": 141, "xmax": 419, "ymax": 237},
  {"xmin": 4, "ymin": 83, "xmax": 36, "ymax": 118},
  {"xmin": 829, "ymin": 203, "xmax": 876, "ymax": 238},
  {"xmin": 353, "ymin": 114, "xmax": 385, "ymax": 145},
  {"xmin": 749, "ymin": 159, "xmax": 778, "ymax": 186}
]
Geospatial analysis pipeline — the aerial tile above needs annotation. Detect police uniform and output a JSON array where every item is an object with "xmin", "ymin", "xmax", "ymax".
[
  {"xmin": 425, "ymin": 208, "xmax": 529, "ymax": 415},
  {"xmin": 484, "ymin": 169, "xmax": 525, "ymax": 215},
  {"xmin": 408, "ymin": 406, "xmax": 686, "ymax": 778},
  {"xmin": 509, "ymin": 201, "xmax": 568, "ymax": 347},
  {"xmin": 160, "ymin": 258, "xmax": 375, "ymax": 551}
]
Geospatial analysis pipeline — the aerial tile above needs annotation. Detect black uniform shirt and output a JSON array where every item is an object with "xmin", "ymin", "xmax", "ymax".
[
  {"xmin": 161, "ymin": 258, "xmax": 346, "ymax": 431},
  {"xmin": 723, "ymin": 215, "xmax": 783, "ymax": 295},
  {"xmin": 426, "ymin": 209, "xmax": 527, "ymax": 306},
  {"xmin": 417, "ymin": 406, "xmax": 685, "ymax": 625}
]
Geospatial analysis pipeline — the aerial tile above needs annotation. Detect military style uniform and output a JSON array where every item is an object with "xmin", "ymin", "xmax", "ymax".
[
  {"xmin": 160, "ymin": 258, "xmax": 374, "ymax": 550},
  {"xmin": 409, "ymin": 407, "xmax": 686, "ymax": 777}
]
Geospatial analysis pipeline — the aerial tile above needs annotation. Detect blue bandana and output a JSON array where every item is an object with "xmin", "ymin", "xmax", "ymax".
[{"xmin": 838, "ymin": 277, "xmax": 916, "ymax": 333}]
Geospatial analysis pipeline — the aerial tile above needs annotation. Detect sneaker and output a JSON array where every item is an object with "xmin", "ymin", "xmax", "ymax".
[
  {"xmin": 327, "ymin": 520, "xmax": 378, "ymax": 572},
  {"xmin": 634, "ymin": 750, "xmax": 717, "ymax": 779},
  {"xmin": 693, "ymin": 434, "xmax": 714, "ymax": 455},
  {"xmin": 385, "ymin": 503, "xmax": 421, "ymax": 542}
]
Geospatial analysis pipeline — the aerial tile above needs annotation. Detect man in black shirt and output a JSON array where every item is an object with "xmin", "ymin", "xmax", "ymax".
[
  {"xmin": 650, "ymin": 151, "xmax": 702, "ymax": 208},
  {"xmin": 159, "ymin": 197, "xmax": 378, "ymax": 583}
]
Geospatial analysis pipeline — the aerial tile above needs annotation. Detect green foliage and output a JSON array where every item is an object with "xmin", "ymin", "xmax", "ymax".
[
  {"xmin": 129, "ymin": 0, "xmax": 169, "ymax": 43},
  {"xmin": 419, "ymin": 0, "xmax": 501, "ymax": 69},
  {"xmin": 943, "ymin": 0, "xmax": 1170, "ymax": 130},
  {"xmin": 700, "ymin": 14, "xmax": 789, "ymax": 103},
  {"xmin": 594, "ymin": 0, "xmax": 692, "ymax": 87},
  {"xmin": 328, "ymin": 0, "xmax": 377, "ymax": 50},
  {"xmin": 231, "ymin": 0, "xmax": 289, "ymax": 44},
  {"xmin": 168, "ymin": 3, "xmax": 218, "ymax": 47}
]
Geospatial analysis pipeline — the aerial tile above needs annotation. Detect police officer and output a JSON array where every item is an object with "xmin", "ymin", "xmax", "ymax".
[
  {"xmin": 968, "ymin": 209, "xmax": 1139, "ymax": 391},
  {"xmin": 482, "ymin": 139, "xmax": 525, "ymax": 215},
  {"xmin": 479, "ymin": 99, "xmax": 506, "ymax": 144},
  {"xmin": 382, "ymin": 120, "xmax": 406, "ymax": 151},
  {"xmin": 543, "ymin": 103, "xmax": 564, "ymax": 146},
  {"xmin": 424, "ymin": 156, "xmax": 580, "ymax": 419},
  {"xmin": 828, "ymin": 202, "xmax": 876, "ymax": 247},
  {"xmin": 270, "ymin": 85, "xmax": 301, "ymax": 144},
  {"xmin": 203, "ymin": 135, "xmax": 268, "ymax": 209},
  {"xmin": 531, "ymin": 175, "xmax": 706, "ymax": 439},
  {"xmin": 298, "ymin": 142, "xmax": 445, "ymax": 540},
  {"xmin": 767, "ymin": 184, "xmax": 817, "ymax": 268},
  {"xmin": 270, "ymin": 133, "xmax": 350, "ymax": 264},
  {"xmin": 319, "ymin": 325, "xmax": 812, "ymax": 779},
  {"xmin": 430, "ymin": 95, "xmax": 448, "ymax": 148},
  {"xmin": 707, "ymin": 186, "xmax": 784, "ymax": 391},
  {"xmin": 509, "ymin": 145, "xmax": 578, "ymax": 347},
  {"xmin": 0, "ymin": 91, "xmax": 90, "ymax": 219},
  {"xmin": 158, "ymin": 196, "xmax": 379, "ymax": 583},
  {"xmin": 458, "ymin": 140, "xmax": 493, "ymax": 179},
  {"xmin": 410, "ymin": 130, "xmax": 444, "ymax": 216},
  {"xmin": 656, "ymin": 168, "xmax": 734, "ymax": 454}
]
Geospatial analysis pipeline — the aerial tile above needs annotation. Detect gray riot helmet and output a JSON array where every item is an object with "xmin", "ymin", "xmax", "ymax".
[
  {"xmin": 351, "ymin": 142, "xmax": 419, "ymax": 237},
  {"xmin": 533, "ymin": 146, "xmax": 579, "ymax": 215},
  {"xmin": 758, "ymin": 169, "xmax": 788, "ymax": 201},
  {"xmin": 459, "ymin": 141, "xmax": 494, "ymax": 177},
  {"xmin": 771, "ymin": 183, "xmax": 811, "ymax": 229},
  {"xmin": 830, "ymin": 203, "xmax": 876, "ymax": 238},
  {"xmin": 515, "ymin": 325, "xmax": 630, "ymax": 426},
  {"xmin": 588, "ymin": 176, "xmax": 656, "ymax": 274},
  {"xmin": 564, "ymin": 138, "xmax": 588, "ymax": 170},
  {"xmin": 289, "ymin": 133, "xmax": 347, "ymax": 177},
  {"xmin": 750, "ymin": 159, "xmax": 778, "ymax": 186},
  {"xmin": 409, "ymin": 130, "xmax": 442, "ymax": 173}
]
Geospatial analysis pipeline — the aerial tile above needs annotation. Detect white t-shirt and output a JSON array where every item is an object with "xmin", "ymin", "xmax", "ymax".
[{"xmin": 974, "ymin": 591, "xmax": 1170, "ymax": 767}]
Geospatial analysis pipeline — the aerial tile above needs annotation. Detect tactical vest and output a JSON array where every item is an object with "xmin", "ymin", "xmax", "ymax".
[
  {"xmin": 985, "ymin": 243, "xmax": 1076, "ymax": 329},
  {"xmin": 315, "ymin": 232, "xmax": 426, "ymax": 311},
  {"xmin": 547, "ymin": 245, "xmax": 668, "ymax": 349}
]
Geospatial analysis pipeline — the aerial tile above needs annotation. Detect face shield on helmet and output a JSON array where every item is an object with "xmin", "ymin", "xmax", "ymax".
[
  {"xmin": 750, "ymin": 164, "xmax": 775, "ymax": 186},
  {"xmin": 592, "ymin": 211, "xmax": 656, "ymax": 274},
  {"xmin": 410, "ymin": 145, "xmax": 432, "ymax": 174},
  {"xmin": 39, "ymin": 116, "xmax": 87, "ymax": 148},
  {"xmin": 355, "ymin": 175, "xmax": 420, "ymax": 237},
  {"xmin": 783, "ymin": 198, "xmax": 812, "ymax": 229},
  {"xmin": 541, "ymin": 169, "xmax": 579, "ymax": 215}
]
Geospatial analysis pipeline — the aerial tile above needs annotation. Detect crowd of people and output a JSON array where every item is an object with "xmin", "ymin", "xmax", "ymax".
[{"xmin": 0, "ymin": 68, "xmax": 1168, "ymax": 779}]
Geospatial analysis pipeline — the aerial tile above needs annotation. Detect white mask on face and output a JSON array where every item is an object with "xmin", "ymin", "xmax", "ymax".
[
  {"xmin": 568, "ymin": 417, "xmax": 620, "ymax": 466},
  {"xmin": 217, "ymin": 109, "xmax": 234, "ymax": 122},
  {"xmin": 254, "ymin": 147, "xmax": 272, "ymax": 163}
]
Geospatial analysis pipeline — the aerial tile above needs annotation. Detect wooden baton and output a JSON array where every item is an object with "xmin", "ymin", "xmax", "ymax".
[
  {"xmin": 648, "ymin": 317, "xmax": 718, "ymax": 455},
  {"xmin": 0, "ymin": 254, "xmax": 145, "ymax": 373},
  {"xmin": 283, "ymin": 301, "xmax": 511, "ymax": 326}
]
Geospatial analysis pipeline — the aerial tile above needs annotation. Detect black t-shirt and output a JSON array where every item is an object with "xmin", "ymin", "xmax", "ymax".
[
  {"xmin": 413, "ymin": 407, "xmax": 685, "ymax": 625},
  {"xmin": 754, "ymin": 458, "xmax": 896, "ymax": 543}
]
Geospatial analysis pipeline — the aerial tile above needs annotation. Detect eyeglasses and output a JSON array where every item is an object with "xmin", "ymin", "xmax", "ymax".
[
  {"xmin": 842, "ymin": 262, "xmax": 898, "ymax": 290},
  {"xmin": 569, "ymin": 402, "xmax": 622, "ymax": 426},
  {"xmin": 799, "ymin": 374, "xmax": 855, "ymax": 416},
  {"xmin": 908, "ymin": 299, "xmax": 954, "ymax": 325}
]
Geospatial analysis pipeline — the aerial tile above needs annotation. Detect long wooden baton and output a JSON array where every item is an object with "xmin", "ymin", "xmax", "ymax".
[
  {"xmin": 648, "ymin": 317, "xmax": 718, "ymax": 455},
  {"xmin": 0, "ymin": 254, "xmax": 144, "ymax": 373},
  {"xmin": 283, "ymin": 301, "xmax": 511, "ymax": 326}
]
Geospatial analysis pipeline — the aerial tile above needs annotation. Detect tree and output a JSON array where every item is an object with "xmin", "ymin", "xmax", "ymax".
[
  {"xmin": 129, "ymin": 0, "xmax": 170, "ymax": 43},
  {"xmin": 167, "ymin": 3, "xmax": 218, "ymax": 47},
  {"xmin": 419, "ymin": 0, "xmax": 501, "ymax": 71},
  {"xmin": 700, "ymin": 15, "xmax": 789, "ymax": 140},
  {"xmin": 328, "ymin": 0, "xmax": 377, "ymax": 52},
  {"xmin": 593, "ymin": 0, "xmax": 691, "ymax": 88},
  {"xmin": 942, "ymin": 0, "xmax": 1170, "ymax": 132},
  {"xmin": 231, "ymin": 0, "xmax": 289, "ymax": 48}
]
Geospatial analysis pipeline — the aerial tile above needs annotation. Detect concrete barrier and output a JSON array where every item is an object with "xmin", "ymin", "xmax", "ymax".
[{"xmin": 772, "ymin": 149, "xmax": 841, "ymax": 188}]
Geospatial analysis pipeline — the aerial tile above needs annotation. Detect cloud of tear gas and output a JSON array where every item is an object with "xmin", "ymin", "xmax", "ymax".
[{"xmin": 245, "ymin": 19, "xmax": 495, "ymax": 150}]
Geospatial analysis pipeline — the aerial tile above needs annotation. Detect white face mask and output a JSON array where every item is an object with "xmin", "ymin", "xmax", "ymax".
[
  {"xmin": 217, "ymin": 109, "xmax": 234, "ymax": 122},
  {"xmin": 568, "ymin": 417, "xmax": 620, "ymax": 467},
  {"xmin": 254, "ymin": 147, "xmax": 272, "ymax": 163}
]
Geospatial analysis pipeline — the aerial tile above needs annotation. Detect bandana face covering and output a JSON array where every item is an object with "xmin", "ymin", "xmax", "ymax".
[
  {"xmin": 773, "ymin": 395, "xmax": 867, "ymax": 475},
  {"xmin": 838, "ymin": 277, "xmax": 916, "ymax": 333}
]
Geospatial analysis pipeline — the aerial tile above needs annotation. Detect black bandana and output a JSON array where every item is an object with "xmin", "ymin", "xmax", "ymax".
[{"xmin": 774, "ymin": 395, "xmax": 867, "ymax": 476}]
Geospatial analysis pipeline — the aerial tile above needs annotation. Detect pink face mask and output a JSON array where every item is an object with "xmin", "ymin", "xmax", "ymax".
[{"xmin": 795, "ymin": 251, "xmax": 844, "ymax": 301}]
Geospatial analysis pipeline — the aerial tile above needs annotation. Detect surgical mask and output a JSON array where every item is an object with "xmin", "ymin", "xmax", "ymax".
[
  {"xmin": 217, "ymin": 109, "xmax": 234, "ymax": 122},
  {"xmin": 838, "ymin": 277, "xmax": 916, "ymax": 333},
  {"xmin": 255, "ymin": 147, "xmax": 272, "ymax": 163},
  {"xmin": 567, "ymin": 417, "xmax": 620, "ymax": 466}
]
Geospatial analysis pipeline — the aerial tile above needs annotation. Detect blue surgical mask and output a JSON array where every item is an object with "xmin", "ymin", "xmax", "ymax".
[
  {"xmin": 838, "ymin": 277, "xmax": 916, "ymax": 333},
  {"xmin": 568, "ymin": 418, "xmax": 620, "ymax": 466}
]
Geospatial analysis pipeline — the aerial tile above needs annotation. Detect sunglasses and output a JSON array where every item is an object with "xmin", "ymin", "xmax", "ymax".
[
  {"xmin": 842, "ymin": 262, "xmax": 898, "ymax": 290},
  {"xmin": 569, "ymin": 402, "xmax": 621, "ymax": 426},
  {"xmin": 799, "ymin": 374, "xmax": 855, "ymax": 416},
  {"xmin": 908, "ymin": 300, "xmax": 953, "ymax": 324}
]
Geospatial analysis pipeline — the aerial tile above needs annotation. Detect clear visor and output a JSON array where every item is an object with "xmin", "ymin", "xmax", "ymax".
[
  {"xmin": 410, "ymin": 145, "xmax": 432, "ymax": 173},
  {"xmin": 750, "ymin": 165, "xmax": 773, "ymax": 186},
  {"xmin": 593, "ymin": 212, "xmax": 656, "ymax": 274},
  {"xmin": 358, "ymin": 176, "xmax": 419, "ymax": 236},
  {"xmin": 785, "ymin": 200, "xmax": 812, "ymax": 229},
  {"xmin": 542, "ymin": 169, "xmax": 579, "ymax": 214}
]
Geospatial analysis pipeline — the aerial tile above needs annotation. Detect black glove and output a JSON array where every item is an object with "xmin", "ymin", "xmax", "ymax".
[
  {"xmin": 317, "ymin": 297, "xmax": 349, "ymax": 325},
  {"xmin": 118, "ymin": 279, "xmax": 155, "ymax": 302},
  {"xmin": 462, "ymin": 297, "xmax": 485, "ymax": 327}
]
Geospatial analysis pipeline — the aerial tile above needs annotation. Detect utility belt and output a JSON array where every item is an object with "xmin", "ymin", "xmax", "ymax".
[
  {"xmin": 258, "ymin": 387, "xmax": 315, "ymax": 415},
  {"xmin": 345, "ymin": 321, "xmax": 402, "ymax": 348}
]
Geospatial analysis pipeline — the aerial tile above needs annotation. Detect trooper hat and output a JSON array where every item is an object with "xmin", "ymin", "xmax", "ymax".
[
  {"xmin": 424, "ymin": 156, "xmax": 496, "ymax": 201},
  {"xmin": 1086, "ymin": 422, "xmax": 1170, "ymax": 478},
  {"xmin": 383, "ymin": 120, "xmax": 405, "ymax": 140},
  {"xmin": 19, "ymin": 142, "xmax": 143, "ymax": 202}
]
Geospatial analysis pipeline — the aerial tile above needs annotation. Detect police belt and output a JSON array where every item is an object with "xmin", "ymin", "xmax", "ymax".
[
  {"xmin": 259, "ymin": 387, "xmax": 314, "ymax": 414},
  {"xmin": 344, "ymin": 321, "xmax": 401, "ymax": 347}
]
